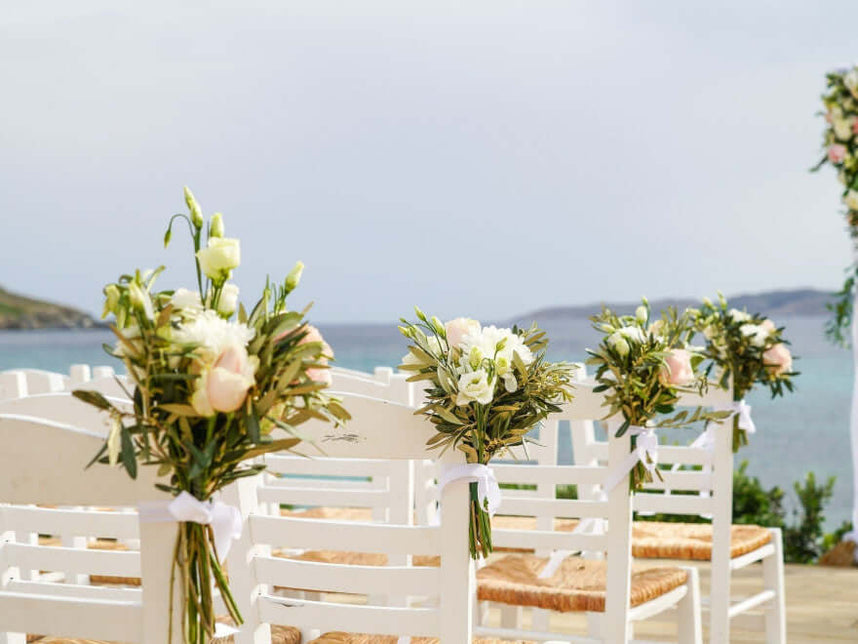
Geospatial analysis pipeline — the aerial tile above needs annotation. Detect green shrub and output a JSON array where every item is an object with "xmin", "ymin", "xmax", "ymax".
[{"xmin": 783, "ymin": 472, "xmax": 836, "ymax": 564}]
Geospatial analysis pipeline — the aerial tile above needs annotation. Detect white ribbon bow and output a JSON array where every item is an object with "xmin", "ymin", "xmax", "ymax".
[
  {"xmin": 138, "ymin": 491, "xmax": 243, "ymax": 562},
  {"xmin": 727, "ymin": 399, "xmax": 756, "ymax": 434},
  {"xmin": 605, "ymin": 425, "xmax": 658, "ymax": 492},
  {"xmin": 438, "ymin": 463, "xmax": 502, "ymax": 516}
]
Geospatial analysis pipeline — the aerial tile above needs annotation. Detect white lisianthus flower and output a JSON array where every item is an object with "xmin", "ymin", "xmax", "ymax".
[
  {"xmin": 197, "ymin": 237, "xmax": 241, "ymax": 281},
  {"xmin": 460, "ymin": 326, "xmax": 534, "ymax": 373},
  {"xmin": 740, "ymin": 323, "xmax": 770, "ymax": 347},
  {"xmin": 174, "ymin": 310, "xmax": 255, "ymax": 366},
  {"xmin": 844, "ymin": 190, "xmax": 858, "ymax": 211},
  {"xmin": 495, "ymin": 355, "xmax": 519, "ymax": 392},
  {"xmin": 845, "ymin": 69, "xmax": 858, "ymax": 98},
  {"xmin": 635, "ymin": 305, "xmax": 648, "ymax": 324},
  {"xmin": 617, "ymin": 325, "xmax": 646, "ymax": 342},
  {"xmin": 834, "ymin": 117, "xmax": 854, "ymax": 141},
  {"xmin": 728, "ymin": 308, "xmax": 751, "ymax": 323},
  {"xmin": 425, "ymin": 335, "xmax": 443, "ymax": 357},
  {"xmin": 215, "ymin": 283, "xmax": 240, "ymax": 316},
  {"xmin": 456, "ymin": 369, "xmax": 496, "ymax": 406},
  {"xmin": 171, "ymin": 288, "xmax": 203, "ymax": 311}
]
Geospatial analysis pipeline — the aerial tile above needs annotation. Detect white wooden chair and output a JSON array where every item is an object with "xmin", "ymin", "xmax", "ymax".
[
  {"xmin": 568, "ymin": 374, "xmax": 786, "ymax": 643},
  {"xmin": 0, "ymin": 414, "xmax": 183, "ymax": 643},
  {"xmin": 0, "ymin": 365, "xmax": 131, "ymax": 402},
  {"xmin": 224, "ymin": 393, "xmax": 475, "ymax": 643},
  {"xmin": 0, "ymin": 393, "xmax": 137, "ymax": 586},
  {"xmin": 471, "ymin": 380, "xmax": 702, "ymax": 643}
]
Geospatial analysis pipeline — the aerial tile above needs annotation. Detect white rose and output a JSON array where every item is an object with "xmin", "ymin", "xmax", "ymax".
[
  {"xmin": 845, "ymin": 190, "xmax": 858, "ymax": 211},
  {"xmin": 728, "ymin": 308, "xmax": 751, "ymax": 323},
  {"xmin": 216, "ymin": 283, "xmax": 239, "ymax": 316},
  {"xmin": 196, "ymin": 237, "xmax": 241, "ymax": 281},
  {"xmin": 171, "ymin": 288, "xmax": 203, "ymax": 311},
  {"xmin": 456, "ymin": 369, "xmax": 496, "ymax": 406}
]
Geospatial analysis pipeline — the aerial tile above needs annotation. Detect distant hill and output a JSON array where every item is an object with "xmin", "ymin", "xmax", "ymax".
[
  {"xmin": 0, "ymin": 286, "xmax": 100, "ymax": 330},
  {"xmin": 514, "ymin": 288, "xmax": 833, "ymax": 322}
]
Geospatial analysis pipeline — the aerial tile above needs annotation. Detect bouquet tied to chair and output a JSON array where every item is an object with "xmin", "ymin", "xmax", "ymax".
[
  {"xmin": 399, "ymin": 309, "xmax": 575, "ymax": 559},
  {"xmin": 586, "ymin": 300, "xmax": 726, "ymax": 490},
  {"xmin": 73, "ymin": 188, "xmax": 349, "ymax": 643}
]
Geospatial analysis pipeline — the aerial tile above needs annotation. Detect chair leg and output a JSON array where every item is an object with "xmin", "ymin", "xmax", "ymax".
[
  {"xmin": 762, "ymin": 528, "xmax": 787, "ymax": 644},
  {"xmin": 677, "ymin": 566, "xmax": 703, "ymax": 644}
]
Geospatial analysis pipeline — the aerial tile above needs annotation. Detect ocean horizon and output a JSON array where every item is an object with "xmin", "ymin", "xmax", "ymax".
[{"xmin": 0, "ymin": 315, "xmax": 852, "ymax": 531}]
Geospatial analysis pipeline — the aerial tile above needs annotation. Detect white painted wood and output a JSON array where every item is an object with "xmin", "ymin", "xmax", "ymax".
[
  {"xmin": 227, "ymin": 392, "xmax": 474, "ymax": 642},
  {"xmin": 0, "ymin": 372, "xmax": 27, "ymax": 401},
  {"xmin": 0, "ymin": 414, "xmax": 180, "ymax": 642},
  {"xmin": 566, "ymin": 378, "xmax": 787, "ymax": 644},
  {"xmin": 603, "ymin": 422, "xmax": 632, "ymax": 644},
  {"xmin": 761, "ymin": 528, "xmax": 786, "ymax": 644},
  {"xmin": 0, "ymin": 506, "xmax": 139, "ymax": 539},
  {"xmin": 249, "ymin": 515, "xmax": 440, "ymax": 555},
  {"xmin": 676, "ymin": 567, "xmax": 703, "ymax": 644}
]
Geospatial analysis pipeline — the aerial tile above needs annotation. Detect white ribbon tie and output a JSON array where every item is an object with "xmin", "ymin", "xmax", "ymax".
[
  {"xmin": 728, "ymin": 399, "xmax": 756, "ymax": 434},
  {"xmin": 138, "ymin": 491, "xmax": 243, "ymax": 562},
  {"xmin": 605, "ymin": 425, "xmax": 658, "ymax": 492},
  {"xmin": 438, "ymin": 463, "xmax": 502, "ymax": 516}
]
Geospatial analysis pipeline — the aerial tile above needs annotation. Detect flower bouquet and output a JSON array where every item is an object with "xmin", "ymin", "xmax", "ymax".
[
  {"xmin": 73, "ymin": 188, "xmax": 348, "ymax": 643},
  {"xmin": 586, "ymin": 300, "xmax": 715, "ymax": 490},
  {"xmin": 813, "ymin": 66, "xmax": 858, "ymax": 345},
  {"xmin": 690, "ymin": 294, "xmax": 797, "ymax": 451},
  {"xmin": 398, "ymin": 310, "xmax": 574, "ymax": 559}
]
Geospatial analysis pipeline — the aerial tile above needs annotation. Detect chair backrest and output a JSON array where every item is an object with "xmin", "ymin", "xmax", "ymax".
[
  {"xmin": 0, "ymin": 414, "xmax": 181, "ymax": 643},
  {"xmin": 266, "ymin": 368, "xmax": 416, "ymax": 526},
  {"xmin": 0, "ymin": 365, "xmax": 131, "ymax": 402},
  {"xmin": 225, "ymin": 393, "xmax": 474, "ymax": 643},
  {"xmin": 478, "ymin": 381, "xmax": 637, "ymax": 642}
]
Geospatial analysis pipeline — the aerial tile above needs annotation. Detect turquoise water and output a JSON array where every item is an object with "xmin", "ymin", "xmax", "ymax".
[{"xmin": 0, "ymin": 316, "xmax": 853, "ymax": 529}]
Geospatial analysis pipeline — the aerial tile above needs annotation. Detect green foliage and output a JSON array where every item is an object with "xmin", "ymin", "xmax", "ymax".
[
  {"xmin": 783, "ymin": 472, "xmax": 836, "ymax": 564},
  {"xmin": 814, "ymin": 67, "xmax": 858, "ymax": 345},
  {"xmin": 731, "ymin": 461, "xmax": 785, "ymax": 529}
]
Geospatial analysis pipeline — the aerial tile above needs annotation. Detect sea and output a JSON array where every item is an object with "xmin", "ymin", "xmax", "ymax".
[{"xmin": 0, "ymin": 316, "xmax": 852, "ymax": 530}]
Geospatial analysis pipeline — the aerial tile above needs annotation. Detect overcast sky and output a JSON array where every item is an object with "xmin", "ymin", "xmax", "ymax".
[{"xmin": 1, "ymin": 1, "xmax": 854, "ymax": 323}]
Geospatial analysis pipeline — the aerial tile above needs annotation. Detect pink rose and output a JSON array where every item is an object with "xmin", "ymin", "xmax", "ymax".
[
  {"xmin": 299, "ymin": 325, "xmax": 333, "ymax": 384},
  {"xmin": 763, "ymin": 343, "xmax": 792, "ymax": 376},
  {"xmin": 445, "ymin": 317, "xmax": 481, "ymax": 349},
  {"xmin": 659, "ymin": 349, "xmax": 694, "ymax": 387},
  {"xmin": 828, "ymin": 144, "xmax": 847, "ymax": 164},
  {"xmin": 191, "ymin": 344, "xmax": 257, "ymax": 415},
  {"xmin": 852, "ymin": 120, "xmax": 858, "ymax": 135}
]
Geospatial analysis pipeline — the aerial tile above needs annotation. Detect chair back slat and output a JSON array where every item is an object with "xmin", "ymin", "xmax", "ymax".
[
  {"xmin": 249, "ymin": 514, "xmax": 440, "ymax": 555},
  {"xmin": 253, "ymin": 556, "xmax": 441, "ymax": 597}
]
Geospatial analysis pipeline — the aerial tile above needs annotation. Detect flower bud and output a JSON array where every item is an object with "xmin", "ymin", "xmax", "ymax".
[
  {"xmin": 102, "ymin": 284, "xmax": 120, "ymax": 319},
  {"xmin": 284, "ymin": 261, "xmax": 304, "ymax": 295},
  {"xmin": 184, "ymin": 186, "xmax": 203, "ymax": 229},
  {"xmin": 635, "ymin": 305, "xmax": 648, "ymax": 324},
  {"xmin": 210, "ymin": 212, "xmax": 225, "ymax": 238},
  {"xmin": 127, "ymin": 282, "xmax": 153, "ymax": 319},
  {"xmin": 702, "ymin": 296, "xmax": 713, "ymax": 307}
]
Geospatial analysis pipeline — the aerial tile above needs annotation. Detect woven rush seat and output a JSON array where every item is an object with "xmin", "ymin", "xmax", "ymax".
[
  {"xmin": 631, "ymin": 521, "xmax": 772, "ymax": 560},
  {"xmin": 491, "ymin": 516, "xmax": 772, "ymax": 561},
  {"xmin": 309, "ymin": 633, "xmax": 533, "ymax": 643},
  {"xmin": 476, "ymin": 554, "xmax": 687, "ymax": 613},
  {"xmin": 29, "ymin": 623, "xmax": 301, "ymax": 644}
]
